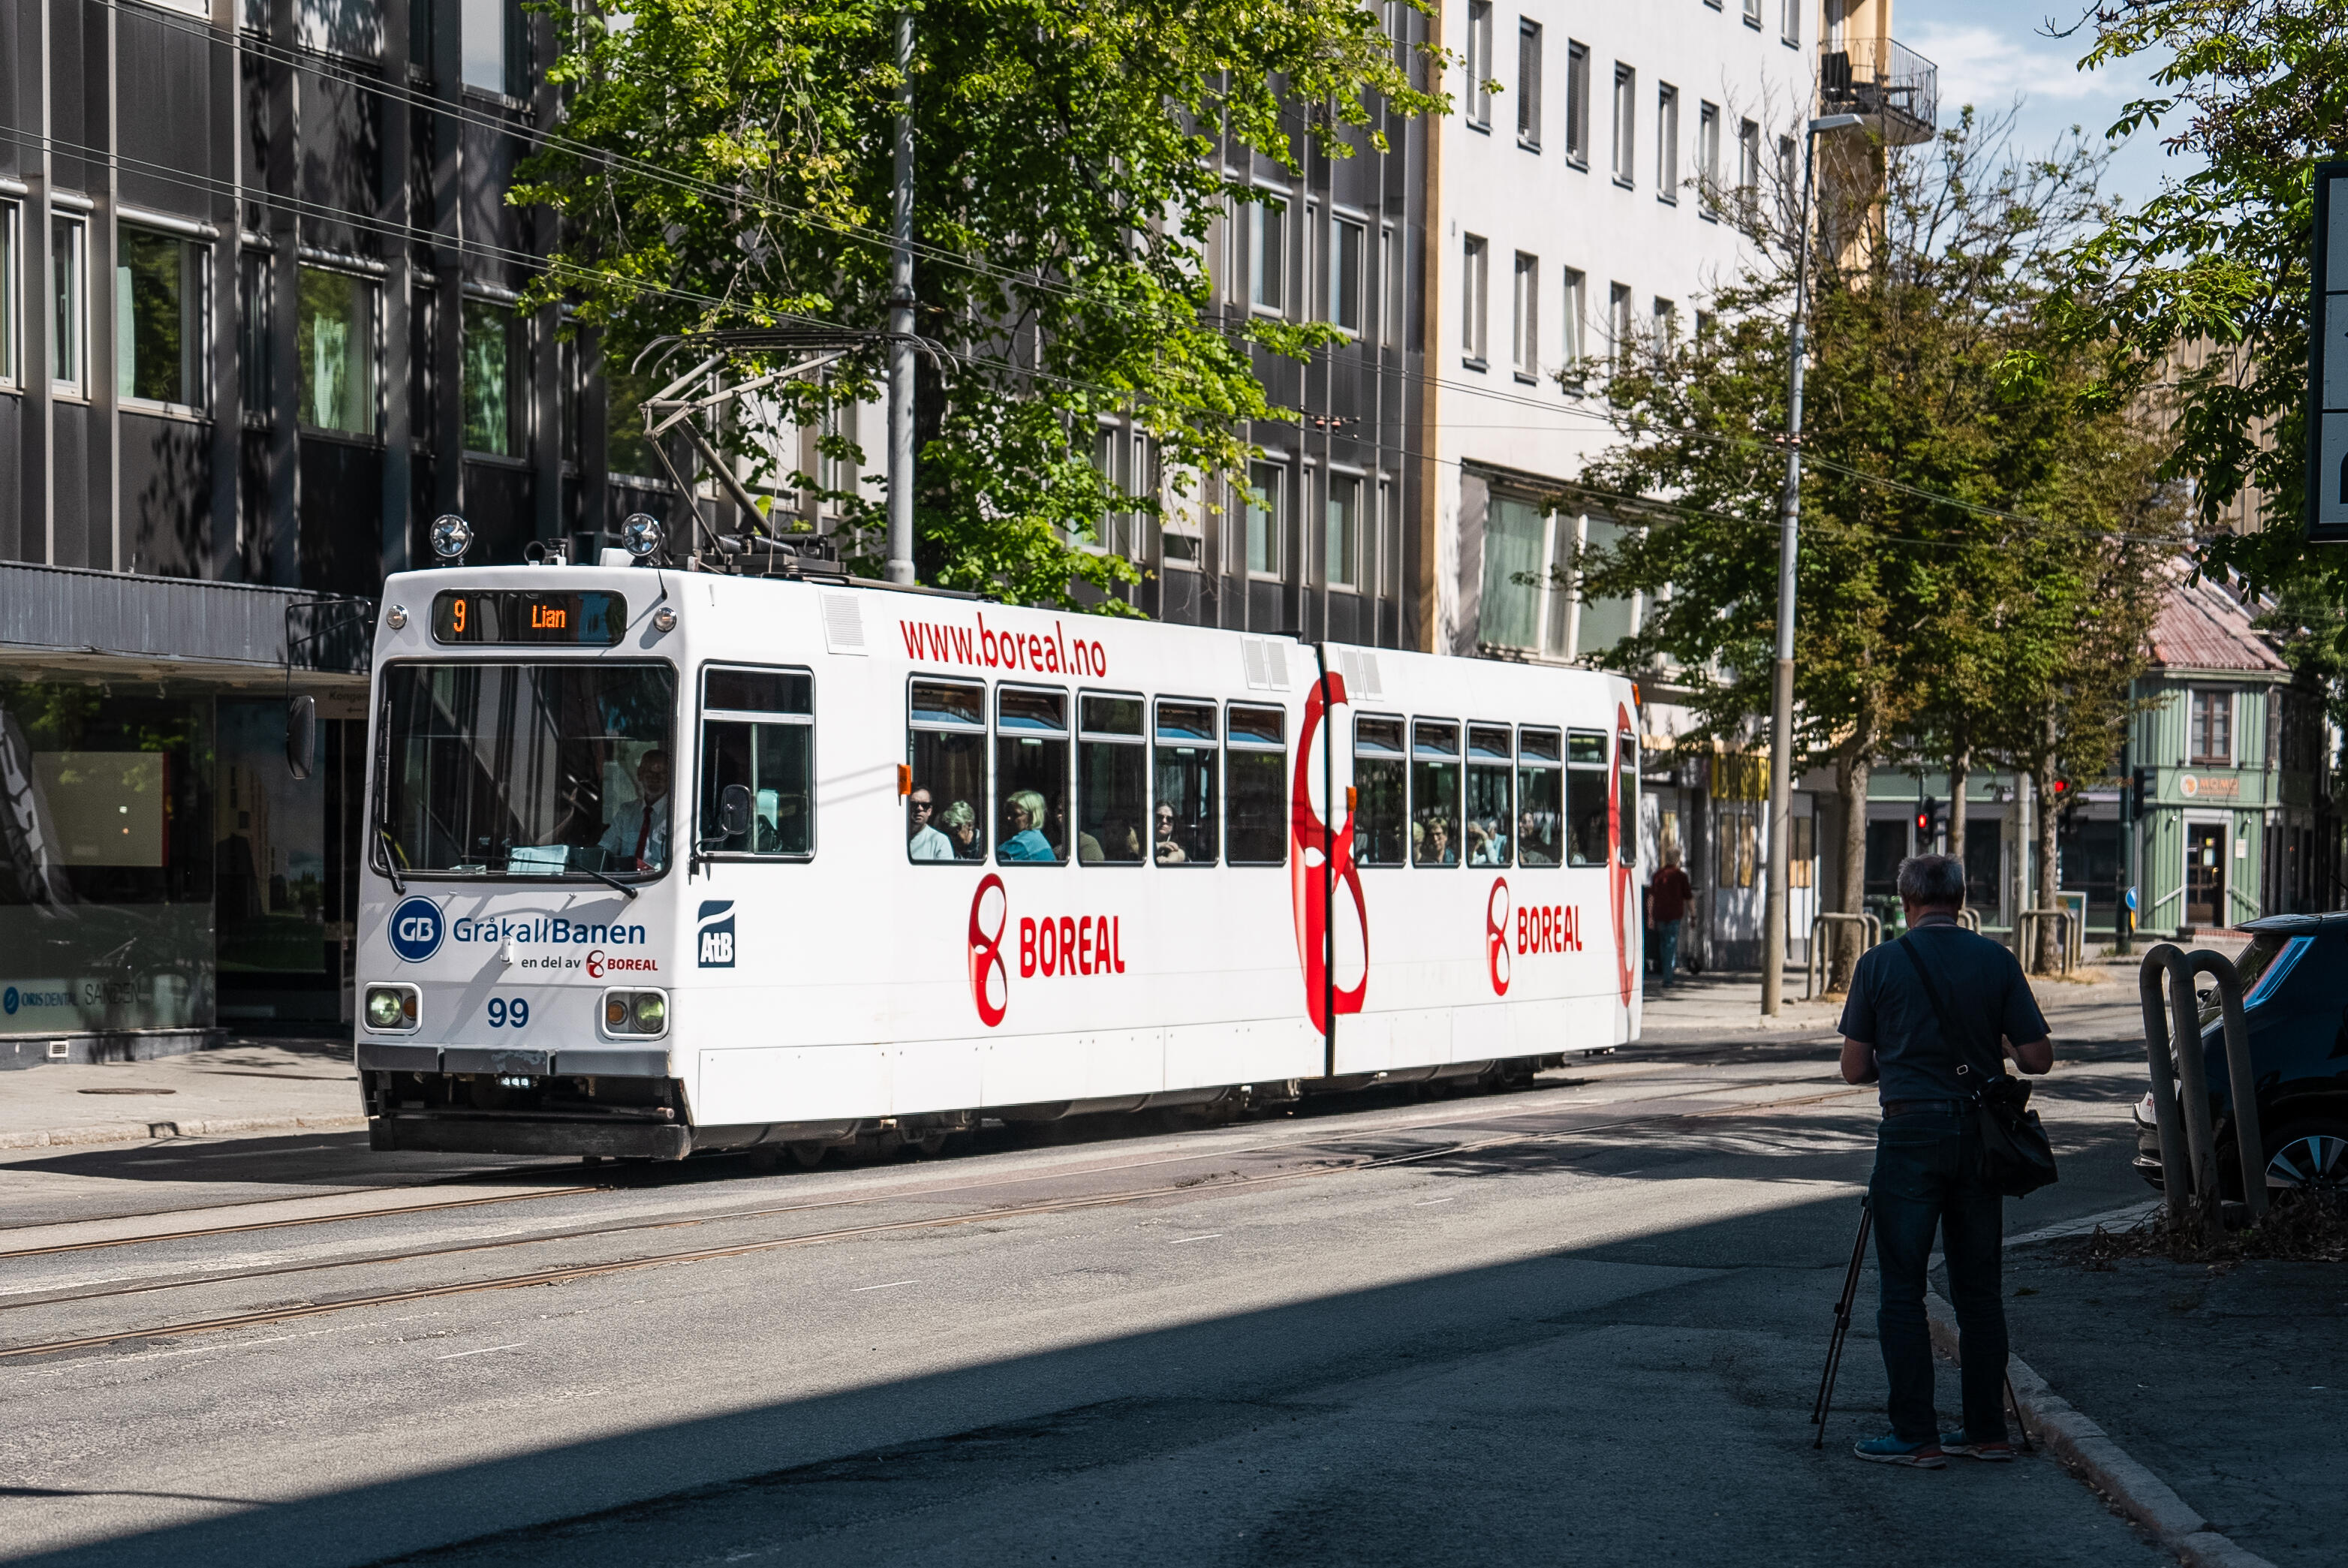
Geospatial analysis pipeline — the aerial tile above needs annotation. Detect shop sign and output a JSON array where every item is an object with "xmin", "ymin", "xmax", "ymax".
[{"xmin": 2177, "ymin": 774, "xmax": 2241, "ymax": 800}]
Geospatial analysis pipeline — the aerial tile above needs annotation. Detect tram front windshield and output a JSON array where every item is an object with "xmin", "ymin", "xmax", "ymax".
[{"xmin": 378, "ymin": 663, "xmax": 677, "ymax": 880}]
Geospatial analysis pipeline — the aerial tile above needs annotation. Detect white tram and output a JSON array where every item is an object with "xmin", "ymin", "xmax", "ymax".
[{"xmin": 354, "ymin": 561, "xmax": 1643, "ymax": 1159}]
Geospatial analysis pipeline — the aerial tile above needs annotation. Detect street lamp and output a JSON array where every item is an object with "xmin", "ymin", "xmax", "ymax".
[{"xmin": 1761, "ymin": 112, "xmax": 1864, "ymax": 1018}]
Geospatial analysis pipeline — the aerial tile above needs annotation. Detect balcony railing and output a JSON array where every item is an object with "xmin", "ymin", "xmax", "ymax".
[{"xmin": 1820, "ymin": 36, "xmax": 1938, "ymax": 146}]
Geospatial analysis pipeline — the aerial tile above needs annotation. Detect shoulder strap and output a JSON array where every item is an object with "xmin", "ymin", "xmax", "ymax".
[{"xmin": 1893, "ymin": 933, "xmax": 2003, "ymax": 1090}]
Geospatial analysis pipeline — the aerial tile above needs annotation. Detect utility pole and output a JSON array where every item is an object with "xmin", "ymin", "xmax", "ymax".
[
  {"xmin": 1761, "ymin": 113, "xmax": 1861, "ymax": 1016},
  {"xmin": 884, "ymin": 11, "xmax": 917, "ymax": 585}
]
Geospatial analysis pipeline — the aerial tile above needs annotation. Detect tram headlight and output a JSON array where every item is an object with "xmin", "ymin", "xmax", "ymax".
[
  {"xmin": 429, "ymin": 513, "xmax": 474, "ymax": 561},
  {"xmin": 620, "ymin": 513, "xmax": 664, "ymax": 559},
  {"xmin": 633, "ymin": 992, "xmax": 667, "ymax": 1032},
  {"xmin": 364, "ymin": 984, "xmax": 418, "ymax": 1033},
  {"xmin": 601, "ymin": 989, "xmax": 668, "ymax": 1037}
]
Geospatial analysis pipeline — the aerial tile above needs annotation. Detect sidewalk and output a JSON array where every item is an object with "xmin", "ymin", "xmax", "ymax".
[
  {"xmin": 1641, "ymin": 951, "xmax": 2150, "ymax": 1047},
  {"xmin": 0, "ymin": 1036, "xmax": 363, "ymax": 1149}
]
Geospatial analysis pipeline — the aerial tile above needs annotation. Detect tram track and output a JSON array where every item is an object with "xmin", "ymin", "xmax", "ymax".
[{"xmin": 0, "ymin": 1079, "xmax": 1872, "ymax": 1364}]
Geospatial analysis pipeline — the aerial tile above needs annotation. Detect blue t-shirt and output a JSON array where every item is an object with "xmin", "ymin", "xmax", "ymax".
[
  {"xmin": 999, "ymin": 828, "xmax": 1057, "ymax": 862},
  {"xmin": 1837, "ymin": 914, "xmax": 2051, "ymax": 1103}
]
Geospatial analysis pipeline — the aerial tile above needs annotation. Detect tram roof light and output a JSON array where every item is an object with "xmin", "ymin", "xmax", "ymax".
[
  {"xmin": 429, "ymin": 514, "xmax": 474, "ymax": 561},
  {"xmin": 622, "ymin": 513, "xmax": 664, "ymax": 559}
]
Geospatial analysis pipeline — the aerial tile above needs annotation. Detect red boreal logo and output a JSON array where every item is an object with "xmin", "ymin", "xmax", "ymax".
[
  {"xmin": 1487, "ymin": 879, "xmax": 1512, "ymax": 996},
  {"xmin": 899, "ymin": 612, "xmax": 1109, "ymax": 679},
  {"xmin": 1516, "ymin": 901, "xmax": 1583, "ymax": 957},
  {"xmin": 968, "ymin": 874, "xmax": 1009, "ymax": 1028},
  {"xmin": 965, "ymin": 874, "xmax": 1129, "ymax": 1027},
  {"xmin": 1290, "ymin": 674, "xmax": 1368, "ymax": 1031},
  {"xmin": 585, "ymin": 950, "xmax": 659, "ymax": 979}
]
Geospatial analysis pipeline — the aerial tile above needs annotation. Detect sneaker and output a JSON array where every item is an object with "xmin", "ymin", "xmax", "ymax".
[
  {"xmin": 1940, "ymin": 1432, "xmax": 2017, "ymax": 1461},
  {"xmin": 1853, "ymin": 1434, "xmax": 1946, "ymax": 1468}
]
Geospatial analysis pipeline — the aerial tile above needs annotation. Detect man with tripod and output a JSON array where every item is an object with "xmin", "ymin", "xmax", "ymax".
[{"xmin": 1836, "ymin": 854, "xmax": 2054, "ymax": 1467}]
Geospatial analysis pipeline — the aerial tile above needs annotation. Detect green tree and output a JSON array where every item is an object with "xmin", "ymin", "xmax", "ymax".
[
  {"xmin": 514, "ymin": 0, "xmax": 1443, "ymax": 608},
  {"xmin": 1564, "ymin": 114, "xmax": 2178, "ymax": 979}
]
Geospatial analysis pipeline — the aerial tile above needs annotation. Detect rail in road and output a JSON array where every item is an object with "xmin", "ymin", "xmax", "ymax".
[{"xmin": 0, "ymin": 1073, "xmax": 1871, "ymax": 1365}]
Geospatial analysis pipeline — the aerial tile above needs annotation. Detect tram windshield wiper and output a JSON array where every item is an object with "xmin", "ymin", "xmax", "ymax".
[
  {"xmin": 377, "ymin": 828, "xmax": 408, "ymax": 897},
  {"xmin": 576, "ymin": 864, "xmax": 640, "ymax": 901}
]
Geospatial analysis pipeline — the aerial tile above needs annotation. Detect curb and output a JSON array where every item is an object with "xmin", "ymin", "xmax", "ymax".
[
  {"xmin": 0, "ymin": 1114, "xmax": 369, "ymax": 1151},
  {"xmin": 1924, "ymin": 1293, "xmax": 2277, "ymax": 1568}
]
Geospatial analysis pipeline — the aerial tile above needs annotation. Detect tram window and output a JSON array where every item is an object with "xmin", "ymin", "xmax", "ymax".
[
  {"xmin": 1352, "ymin": 715, "xmax": 1407, "ymax": 867},
  {"xmin": 1226, "ymin": 703, "xmax": 1288, "ymax": 866},
  {"xmin": 1412, "ymin": 719, "xmax": 1461, "ymax": 867},
  {"xmin": 1154, "ymin": 699, "xmax": 1218, "ymax": 865},
  {"xmin": 1465, "ymin": 724, "xmax": 1513, "ymax": 867},
  {"xmin": 1517, "ymin": 727, "xmax": 1563, "ymax": 867},
  {"xmin": 700, "ymin": 665, "xmax": 814, "ymax": 857},
  {"xmin": 908, "ymin": 679, "xmax": 988, "ymax": 864},
  {"xmin": 1567, "ymin": 727, "xmax": 1609, "ymax": 867},
  {"xmin": 1077, "ymin": 692, "xmax": 1145, "ymax": 865},
  {"xmin": 996, "ymin": 687, "xmax": 1070, "ymax": 865},
  {"xmin": 1618, "ymin": 732, "xmax": 1640, "ymax": 865}
]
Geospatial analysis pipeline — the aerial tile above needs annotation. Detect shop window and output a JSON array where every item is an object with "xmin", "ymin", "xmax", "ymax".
[
  {"xmin": 1790, "ymin": 813, "xmax": 1814, "ymax": 888},
  {"xmin": 462, "ymin": 298, "xmax": 522, "ymax": 456},
  {"xmin": 1225, "ymin": 703, "xmax": 1287, "ymax": 865},
  {"xmin": 297, "ymin": 266, "xmax": 377, "ymax": 435},
  {"xmin": 995, "ymin": 687, "xmax": 1069, "ymax": 865},
  {"xmin": 1353, "ymin": 715, "xmax": 1407, "ymax": 868},
  {"xmin": 698, "ymin": 667, "xmax": 814, "ymax": 857},
  {"xmin": 1077, "ymin": 694, "xmax": 1146, "ymax": 865},
  {"xmin": 908, "ymin": 680, "xmax": 988, "ymax": 863},
  {"xmin": 1566, "ymin": 729, "xmax": 1608, "ymax": 865},
  {"xmin": 1516, "ymin": 727, "xmax": 1562, "ymax": 865},
  {"xmin": 117, "ymin": 228, "xmax": 206, "ymax": 408},
  {"xmin": 1466, "ymin": 724, "xmax": 1513, "ymax": 865},
  {"xmin": 1154, "ymin": 699, "xmax": 1218, "ymax": 865},
  {"xmin": 1412, "ymin": 719, "xmax": 1462, "ymax": 866}
]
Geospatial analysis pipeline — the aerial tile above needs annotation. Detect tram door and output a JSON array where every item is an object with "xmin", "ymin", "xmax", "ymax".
[{"xmin": 2185, "ymin": 823, "xmax": 2226, "ymax": 928}]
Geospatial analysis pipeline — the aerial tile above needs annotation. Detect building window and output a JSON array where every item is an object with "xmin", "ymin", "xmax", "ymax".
[
  {"xmin": 1779, "ymin": 134, "xmax": 1797, "ymax": 199},
  {"xmin": 1698, "ymin": 102, "xmax": 1721, "ymax": 219},
  {"xmin": 1461, "ymin": 234, "xmax": 1489, "ymax": 366},
  {"xmin": 1782, "ymin": 0, "xmax": 1801, "ymax": 45},
  {"xmin": 1511, "ymin": 251, "xmax": 1539, "ymax": 381},
  {"xmin": 117, "ymin": 228, "xmax": 206, "ymax": 408},
  {"xmin": 1330, "ymin": 215, "xmax": 1365, "ymax": 334},
  {"xmin": 1564, "ymin": 41, "xmax": 1590, "ymax": 167},
  {"xmin": 296, "ymin": 266, "xmax": 376, "ymax": 435},
  {"xmin": 1611, "ymin": 64, "xmax": 1636, "ymax": 187},
  {"xmin": 1245, "ymin": 461, "xmax": 1284, "ymax": 578},
  {"xmin": 462, "ymin": 0, "xmax": 508, "ymax": 94},
  {"xmin": 1465, "ymin": 1, "xmax": 1493, "ymax": 128},
  {"xmin": 1380, "ymin": 224, "xmax": 1401, "ymax": 347},
  {"xmin": 1738, "ymin": 117, "xmax": 1761, "ymax": 206},
  {"xmin": 1480, "ymin": 492, "xmax": 1552, "ymax": 652},
  {"xmin": 462, "ymin": 298, "xmax": 522, "ymax": 455},
  {"xmin": 1608, "ymin": 281, "xmax": 1632, "ymax": 367},
  {"xmin": 1561, "ymin": 266, "xmax": 1586, "ymax": 380},
  {"xmin": 0, "ymin": 202, "xmax": 18, "ymax": 389},
  {"xmin": 239, "ymin": 251, "xmax": 270, "ymax": 415},
  {"xmin": 1656, "ymin": 84, "xmax": 1680, "ymax": 204},
  {"xmin": 2190, "ymin": 690, "xmax": 2234, "ymax": 766},
  {"xmin": 1327, "ymin": 471, "xmax": 1362, "ymax": 589},
  {"xmin": 1516, "ymin": 20, "xmax": 1543, "ymax": 148},
  {"xmin": 1249, "ymin": 194, "xmax": 1286, "ymax": 314},
  {"xmin": 1652, "ymin": 296, "xmax": 1677, "ymax": 361},
  {"xmin": 1743, "ymin": 0, "xmax": 1762, "ymax": 28},
  {"xmin": 50, "ymin": 214, "xmax": 86, "ymax": 394}
]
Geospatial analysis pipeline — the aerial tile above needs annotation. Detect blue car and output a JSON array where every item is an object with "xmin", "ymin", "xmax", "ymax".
[{"xmin": 2133, "ymin": 913, "xmax": 2348, "ymax": 1197}]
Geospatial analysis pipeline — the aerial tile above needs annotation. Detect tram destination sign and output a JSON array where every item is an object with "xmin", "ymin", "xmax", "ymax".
[
  {"xmin": 2310, "ymin": 159, "xmax": 2348, "ymax": 540},
  {"xmin": 431, "ymin": 590, "xmax": 626, "ymax": 646}
]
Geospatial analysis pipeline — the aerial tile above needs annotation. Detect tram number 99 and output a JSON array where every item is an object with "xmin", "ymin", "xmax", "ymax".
[{"xmin": 486, "ymin": 997, "xmax": 530, "ymax": 1029}]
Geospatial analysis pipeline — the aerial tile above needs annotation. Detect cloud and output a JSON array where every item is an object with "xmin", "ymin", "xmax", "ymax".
[{"xmin": 1904, "ymin": 21, "xmax": 2110, "ymax": 110}]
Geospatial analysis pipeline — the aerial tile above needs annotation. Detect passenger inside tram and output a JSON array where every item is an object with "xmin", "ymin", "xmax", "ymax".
[
  {"xmin": 941, "ymin": 800, "xmax": 980, "ymax": 859},
  {"xmin": 907, "ymin": 787, "xmax": 953, "ymax": 860},
  {"xmin": 1420, "ymin": 815, "xmax": 1458, "ymax": 865},
  {"xmin": 598, "ymin": 750, "xmax": 672, "ymax": 873},
  {"xmin": 1153, "ymin": 804, "xmax": 1188, "ymax": 864},
  {"xmin": 1001, "ymin": 790, "xmax": 1058, "ymax": 862}
]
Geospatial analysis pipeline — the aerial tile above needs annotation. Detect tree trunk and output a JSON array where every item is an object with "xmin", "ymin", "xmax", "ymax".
[
  {"xmin": 1946, "ymin": 742, "xmax": 1969, "ymax": 888},
  {"xmin": 1832, "ymin": 739, "xmax": 1872, "ymax": 991},
  {"xmin": 2034, "ymin": 751, "xmax": 2063, "ymax": 974}
]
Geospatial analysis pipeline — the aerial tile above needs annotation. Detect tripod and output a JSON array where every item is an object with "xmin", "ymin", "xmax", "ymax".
[{"xmin": 1811, "ymin": 1195, "xmax": 2034, "ymax": 1453}]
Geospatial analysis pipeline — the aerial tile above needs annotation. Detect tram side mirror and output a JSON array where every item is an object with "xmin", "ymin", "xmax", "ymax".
[
  {"xmin": 703, "ymin": 783, "xmax": 754, "ymax": 849},
  {"xmin": 285, "ymin": 695, "xmax": 317, "ymax": 782}
]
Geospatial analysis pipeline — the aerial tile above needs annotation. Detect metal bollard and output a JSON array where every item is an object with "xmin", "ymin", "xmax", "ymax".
[
  {"xmin": 2138, "ymin": 944, "xmax": 2267, "ymax": 1239},
  {"xmin": 1806, "ymin": 912, "xmax": 1880, "ymax": 1001}
]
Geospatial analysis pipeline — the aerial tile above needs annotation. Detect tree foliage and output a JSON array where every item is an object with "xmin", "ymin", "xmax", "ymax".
[{"xmin": 515, "ymin": 0, "xmax": 1443, "ymax": 607}]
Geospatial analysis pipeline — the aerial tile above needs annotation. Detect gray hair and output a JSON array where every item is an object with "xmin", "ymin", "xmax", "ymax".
[{"xmin": 1896, "ymin": 853, "xmax": 1967, "ymax": 910}]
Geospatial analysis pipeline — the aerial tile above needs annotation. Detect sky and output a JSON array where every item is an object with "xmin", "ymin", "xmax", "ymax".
[{"xmin": 1895, "ymin": 0, "xmax": 2196, "ymax": 217}]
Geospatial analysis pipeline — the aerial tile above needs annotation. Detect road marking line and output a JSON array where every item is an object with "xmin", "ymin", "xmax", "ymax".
[
  {"xmin": 850, "ymin": 1279, "xmax": 918, "ymax": 1293},
  {"xmin": 1413, "ymin": 1197, "xmax": 1455, "ymax": 1206},
  {"xmin": 435, "ymin": 1341, "xmax": 525, "ymax": 1361},
  {"xmin": 1167, "ymin": 1232, "xmax": 1223, "ymax": 1244}
]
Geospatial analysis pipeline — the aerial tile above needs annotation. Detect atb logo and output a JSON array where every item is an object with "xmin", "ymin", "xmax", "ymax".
[
  {"xmin": 388, "ymin": 897, "xmax": 445, "ymax": 963},
  {"xmin": 697, "ymin": 901, "xmax": 736, "ymax": 968}
]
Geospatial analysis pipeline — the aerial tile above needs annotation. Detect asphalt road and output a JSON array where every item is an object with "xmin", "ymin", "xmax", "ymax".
[{"xmin": 0, "ymin": 1036, "xmax": 2173, "ymax": 1567}]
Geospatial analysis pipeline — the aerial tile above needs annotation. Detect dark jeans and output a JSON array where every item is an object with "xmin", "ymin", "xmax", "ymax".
[
  {"xmin": 1656, "ymin": 919, "xmax": 1683, "ymax": 988},
  {"xmin": 1870, "ymin": 1106, "xmax": 2008, "ymax": 1444}
]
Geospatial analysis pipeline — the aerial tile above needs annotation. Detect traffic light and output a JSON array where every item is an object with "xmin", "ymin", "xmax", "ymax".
[
  {"xmin": 2131, "ymin": 766, "xmax": 2152, "ymax": 814},
  {"xmin": 1915, "ymin": 796, "xmax": 1937, "ymax": 838}
]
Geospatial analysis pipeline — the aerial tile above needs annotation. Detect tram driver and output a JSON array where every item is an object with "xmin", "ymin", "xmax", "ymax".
[{"xmin": 598, "ymin": 750, "xmax": 672, "ymax": 874}]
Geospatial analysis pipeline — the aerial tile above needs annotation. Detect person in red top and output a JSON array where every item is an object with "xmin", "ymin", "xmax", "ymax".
[{"xmin": 1648, "ymin": 851, "xmax": 1694, "ymax": 990}]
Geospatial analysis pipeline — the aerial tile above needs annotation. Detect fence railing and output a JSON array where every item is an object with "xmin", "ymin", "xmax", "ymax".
[
  {"xmin": 1819, "ymin": 36, "xmax": 1939, "ymax": 143},
  {"xmin": 2139, "ymin": 944, "xmax": 2266, "ymax": 1240},
  {"xmin": 1805, "ymin": 911, "xmax": 1882, "ymax": 1000}
]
